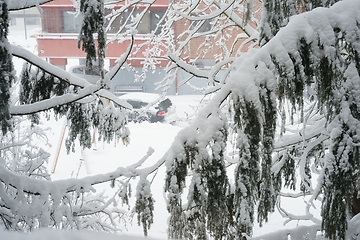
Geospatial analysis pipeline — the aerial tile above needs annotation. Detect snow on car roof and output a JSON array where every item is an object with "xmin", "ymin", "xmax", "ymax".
[{"xmin": 118, "ymin": 92, "xmax": 165, "ymax": 103}]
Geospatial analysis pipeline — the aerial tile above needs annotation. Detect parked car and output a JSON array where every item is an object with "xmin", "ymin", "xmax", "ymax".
[
  {"xmin": 118, "ymin": 92, "xmax": 176, "ymax": 123},
  {"xmin": 68, "ymin": 65, "xmax": 108, "ymax": 85}
]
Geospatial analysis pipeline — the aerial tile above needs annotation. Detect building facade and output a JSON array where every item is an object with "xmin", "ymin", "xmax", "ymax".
[
  {"xmin": 9, "ymin": 7, "xmax": 41, "ymax": 38},
  {"xmin": 37, "ymin": 0, "xmax": 254, "ymax": 95}
]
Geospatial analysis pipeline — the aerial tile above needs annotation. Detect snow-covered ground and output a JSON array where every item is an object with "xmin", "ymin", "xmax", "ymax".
[
  {"xmin": 46, "ymin": 96, "xmax": 204, "ymax": 239},
  {"xmin": 3, "ymin": 28, "xmax": 322, "ymax": 240},
  {"xmin": 19, "ymin": 99, "xmax": 321, "ymax": 240}
]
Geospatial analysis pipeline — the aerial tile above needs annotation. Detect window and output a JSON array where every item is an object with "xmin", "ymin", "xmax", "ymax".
[
  {"xmin": 105, "ymin": 9, "xmax": 127, "ymax": 34},
  {"xmin": 137, "ymin": 9, "xmax": 165, "ymax": 34},
  {"xmin": 58, "ymin": 8, "xmax": 165, "ymax": 35},
  {"xmin": 62, "ymin": 11, "xmax": 83, "ymax": 33},
  {"xmin": 107, "ymin": 8, "xmax": 165, "ymax": 35},
  {"xmin": 136, "ymin": 10, "xmax": 151, "ymax": 34},
  {"xmin": 198, "ymin": 19, "xmax": 212, "ymax": 33},
  {"xmin": 190, "ymin": 14, "xmax": 213, "ymax": 33},
  {"xmin": 194, "ymin": 59, "xmax": 216, "ymax": 69},
  {"xmin": 150, "ymin": 9, "xmax": 164, "ymax": 34}
]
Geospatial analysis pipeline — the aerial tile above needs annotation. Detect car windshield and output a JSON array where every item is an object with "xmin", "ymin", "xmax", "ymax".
[
  {"xmin": 72, "ymin": 67, "xmax": 84, "ymax": 74},
  {"xmin": 71, "ymin": 66, "xmax": 106, "ymax": 76},
  {"xmin": 158, "ymin": 98, "xmax": 172, "ymax": 110},
  {"xmin": 85, "ymin": 67, "xmax": 101, "ymax": 76},
  {"xmin": 126, "ymin": 100, "xmax": 148, "ymax": 109}
]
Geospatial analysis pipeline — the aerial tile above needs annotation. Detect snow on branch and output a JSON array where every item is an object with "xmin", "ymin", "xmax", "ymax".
[
  {"xmin": 170, "ymin": 0, "xmax": 360, "ymax": 133},
  {"xmin": 213, "ymin": 0, "xmax": 259, "ymax": 39},
  {"xmin": 0, "ymin": 145, "xmax": 158, "ymax": 230},
  {"xmin": 0, "ymin": 145, "xmax": 157, "ymax": 197},
  {"xmin": 180, "ymin": 0, "xmax": 236, "ymax": 21},
  {"xmin": 11, "ymin": 45, "xmax": 93, "ymax": 88},
  {"xmin": 250, "ymin": 224, "xmax": 321, "ymax": 240},
  {"xmin": 163, "ymin": 0, "xmax": 360, "ymax": 238},
  {"xmin": 8, "ymin": 0, "xmax": 51, "ymax": 11},
  {"xmin": 10, "ymin": 85, "xmax": 102, "ymax": 115},
  {"xmin": 168, "ymin": 52, "xmax": 213, "ymax": 79},
  {"xmin": 10, "ymin": 42, "xmax": 134, "ymax": 114}
]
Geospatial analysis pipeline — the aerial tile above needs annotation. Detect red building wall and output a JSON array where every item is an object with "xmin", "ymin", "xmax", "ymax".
[
  {"xmin": 37, "ymin": 0, "xmax": 257, "ymax": 68},
  {"xmin": 37, "ymin": 0, "xmax": 169, "ymax": 67}
]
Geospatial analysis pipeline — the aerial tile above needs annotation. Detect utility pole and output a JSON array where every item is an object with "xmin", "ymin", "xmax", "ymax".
[{"xmin": 23, "ymin": 9, "xmax": 27, "ymax": 39}]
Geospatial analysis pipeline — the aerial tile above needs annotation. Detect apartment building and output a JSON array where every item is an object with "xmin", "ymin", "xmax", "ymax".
[{"xmin": 37, "ymin": 0, "xmax": 254, "ymax": 94}]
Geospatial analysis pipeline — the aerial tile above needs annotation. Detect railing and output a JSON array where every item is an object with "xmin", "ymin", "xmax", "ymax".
[
  {"xmin": 36, "ymin": 33, "xmax": 154, "ymax": 40},
  {"xmin": 114, "ymin": 85, "xmax": 145, "ymax": 96}
]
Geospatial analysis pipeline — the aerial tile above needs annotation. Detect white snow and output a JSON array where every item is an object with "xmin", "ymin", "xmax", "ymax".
[
  {"xmin": 3, "ymin": 37, "xmax": 319, "ymax": 239},
  {"xmin": 4, "ymin": 0, "xmax": 360, "ymax": 239}
]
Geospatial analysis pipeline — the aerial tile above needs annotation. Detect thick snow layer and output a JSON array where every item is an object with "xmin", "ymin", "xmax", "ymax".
[
  {"xmin": 118, "ymin": 92, "xmax": 166, "ymax": 103},
  {"xmin": 4, "ymin": 0, "xmax": 360, "ymax": 239},
  {"xmin": 0, "ymin": 228, "xmax": 156, "ymax": 240}
]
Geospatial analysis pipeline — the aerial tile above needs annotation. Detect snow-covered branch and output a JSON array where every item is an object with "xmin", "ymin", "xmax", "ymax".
[
  {"xmin": 10, "ymin": 43, "xmax": 133, "ymax": 115},
  {"xmin": 10, "ymin": 85, "xmax": 101, "ymax": 115},
  {"xmin": 250, "ymin": 225, "xmax": 321, "ymax": 240},
  {"xmin": 180, "ymin": 0, "xmax": 236, "ymax": 21},
  {"xmin": 213, "ymin": 0, "xmax": 259, "ymax": 39},
  {"xmin": 8, "ymin": 0, "xmax": 51, "ymax": 11},
  {"xmin": 11, "ymin": 45, "xmax": 94, "ymax": 87},
  {"xmin": 168, "ymin": 52, "xmax": 213, "ymax": 79},
  {"xmin": 0, "ymin": 147, "xmax": 157, "ymax": 232},
  {"xmin": 164, "ymin": 0, "xmax": 360, "ymax": 238},
  {"xmin": 276, "ymin": 198, "xmax": 321, "ymax": 225},
  {"xmin": 0, "ymin": 145, "xmax": 157, "ymax": 197}
]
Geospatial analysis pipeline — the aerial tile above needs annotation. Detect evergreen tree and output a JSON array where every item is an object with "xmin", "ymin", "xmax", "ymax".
[
  {"xmin": 259, "ymin": 0, "xmax": 340, "ymax": 46},
  {"xmin": 3, "ymin": 0, "xmax": 360, "ymax": 239},
  {"xmin": 78, "ymin": 0, "xmax": 106, "ymax": 81},
  {"xmin": 163, "ymin": 1, "xmax": 360, "ymax": 239},
  {"xmin": 0, "ymin": 0, "xmax": 15, "ymax": 134},
  {"xmin": 134, "ymin": 177, "xmax": 155, "ymax": 236}
]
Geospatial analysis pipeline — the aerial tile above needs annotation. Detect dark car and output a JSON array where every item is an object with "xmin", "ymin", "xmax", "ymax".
[
  {"xmin": 68, "ymin": 65, "xmax": 109, "ymax": 86},
  {"xmin": 118, "ymin": 92, "xmax": 176, "ymax": 123}
]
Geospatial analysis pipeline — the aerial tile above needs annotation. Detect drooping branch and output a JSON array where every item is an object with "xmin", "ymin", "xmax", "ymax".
[
  {"xmin": 163, "ymin": 1, "xmax": 360, "ymax": 238},
  {"xmin": 10, "ymin": 85, "xmax": 102, "ymax": 116},
  {"xmin": 10, "ymin": 38, "xmax": 135, "ymax": 115},
  {"xmin": 0, "ymin": 146, "xmax": 156, "ymax": 196},
  {"xmin": 11, "ymin": 45, "xmax": 95, "ymax": 88}
]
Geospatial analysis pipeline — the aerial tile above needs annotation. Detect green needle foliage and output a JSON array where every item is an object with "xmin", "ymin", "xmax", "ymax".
[
  {"xmin": 78, "ymin": 0, "xmax": 106, "ymax": 80},
  {"xmin": 0, "ymin": 0, "xmax": 15, "ymax": 134}
]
